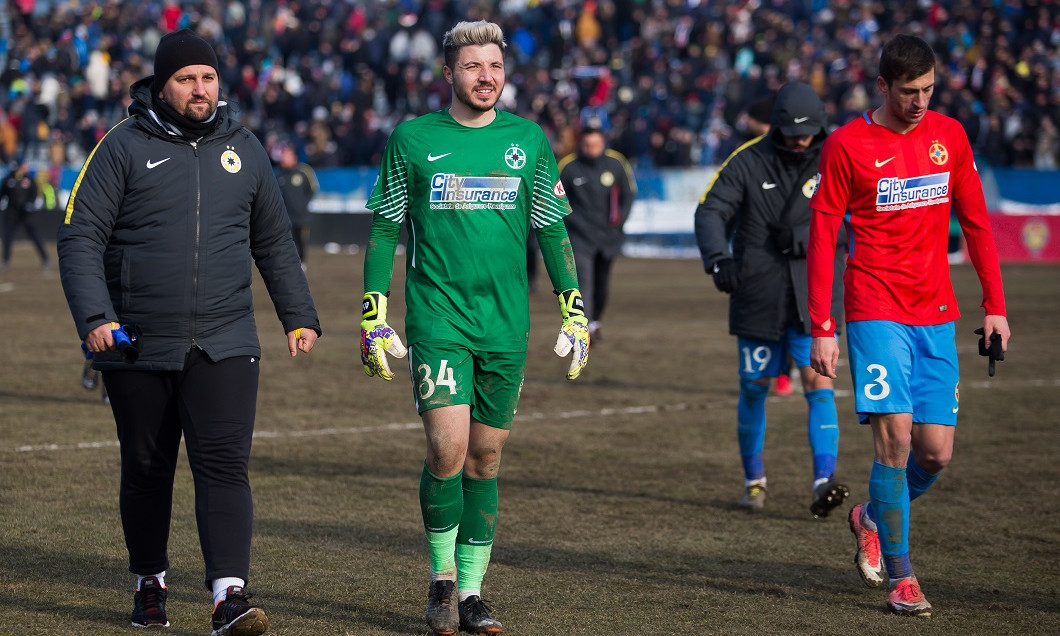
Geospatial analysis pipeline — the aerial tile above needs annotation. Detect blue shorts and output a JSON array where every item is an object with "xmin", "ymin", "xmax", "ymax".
[
  {"xmin": 846, "ymin": 321, "xmax": 960, "ymax": 425},
  {"xmin": 737, "ymin": 327, "xmax": 819, "ymax": 380}
]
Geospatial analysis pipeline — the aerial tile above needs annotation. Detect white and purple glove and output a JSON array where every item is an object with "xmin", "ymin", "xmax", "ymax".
[
  {"xmin": 554, "ymin": 288, "xmax": 590, "ymax": 380},
  {"xmin": 360, "ymin": 291, "xmax": 407, "ymax": 381}
]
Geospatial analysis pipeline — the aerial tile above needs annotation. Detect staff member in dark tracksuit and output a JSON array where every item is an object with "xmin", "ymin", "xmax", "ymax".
[
  {"xmin": 274, "ymin": 142, "xmax": 317, "ymax": 269},
  {"xmin": 1, "ymin": 161, "xmax": 50, "ymax": 271},
  {"xmin": 57, "ymin": 29, "xmax": 320, "ymax": 636},
  {"xmin": 559, "ymin": 127, "xmax": 636, "ymax": 340},
  {"xmin": 695, "ymin": 82, "xmax": 848, "ymax": 519}
]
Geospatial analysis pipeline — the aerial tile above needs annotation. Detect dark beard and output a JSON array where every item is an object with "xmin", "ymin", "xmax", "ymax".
[
  {"xmin": 151, "ymin": 93, "xmax": 219, "ymax": 137},
  {"xmin": 181, "ymin": 101, "xmax": 216, "ymax": 122},
  {"xmin": 456, "ymin": 84, "xmax": 498, "ymax": 112}
]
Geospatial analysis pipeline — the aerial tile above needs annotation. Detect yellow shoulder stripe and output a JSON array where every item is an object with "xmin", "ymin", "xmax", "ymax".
[
  {"xmin": 697, "ymin": 134, "xmax": 765, "ymax": 204},
  {"xmin": 64, "ymin": 117, "xmax": 131, "ymax": 224}
]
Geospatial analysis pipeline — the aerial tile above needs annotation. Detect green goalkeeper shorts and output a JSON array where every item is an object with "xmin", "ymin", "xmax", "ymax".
[{"xmin": 408, "ymin": 340, "xmax": 526, "ymax": 429}]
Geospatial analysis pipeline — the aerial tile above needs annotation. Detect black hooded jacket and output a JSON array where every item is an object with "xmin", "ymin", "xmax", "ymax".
[
  {"xmin": 694, "ymin": 85, "xmax": 844, "ymax": 340},
  {"xmin": 57, "ymin": 76, "xmax": 319, "ymax": 370}
]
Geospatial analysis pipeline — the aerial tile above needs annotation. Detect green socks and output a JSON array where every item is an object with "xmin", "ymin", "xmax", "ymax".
[
  {"xmin": 419, "ymin": 464, "xmax": 500, "ymax": 594},
  {"xmin": 456, "ymin": 474, "xmax": 498, "ymax": 596},
  {"xmin": 420, "ymin": 463, "xmax": 462, "ymax": 576}
]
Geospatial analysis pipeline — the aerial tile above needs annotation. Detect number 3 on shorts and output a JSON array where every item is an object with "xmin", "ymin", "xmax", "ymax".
[
  {"xmin": 863, "ymin": 363, "xmax": 891, "ymax": 400},
  {"xmin": 417, "ymin": 360, "xmax": 457, "ymax": 399}
]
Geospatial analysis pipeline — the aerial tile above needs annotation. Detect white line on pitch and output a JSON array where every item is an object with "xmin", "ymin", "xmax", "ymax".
[{"xmin": 7, "ymin": 382, "xmax": 1055, "ymax": 454}]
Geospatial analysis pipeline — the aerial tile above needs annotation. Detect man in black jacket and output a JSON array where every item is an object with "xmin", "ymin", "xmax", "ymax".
[
  {"xmin": 0, "ymin": 162, "xmax": 49, "ymax": 271},
  {"xmin": 274, "ymin": 142, "xmax": 317, "ymax": 268},
  {"xmin": 694, "ymin": 82, "xmax": 848, "ymax": 518},
  {"xmin": 559, "ymin": 127, "xmax": 636, "ymax": 339},
  {"xmin": 57, "ymin": 29, "xmax": 320, "ymax": 636}
]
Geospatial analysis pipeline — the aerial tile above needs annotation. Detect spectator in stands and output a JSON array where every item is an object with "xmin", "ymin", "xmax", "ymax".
[{"xmin": 0, "ymin": 1, "xmax": 1054, "ymax": 171}]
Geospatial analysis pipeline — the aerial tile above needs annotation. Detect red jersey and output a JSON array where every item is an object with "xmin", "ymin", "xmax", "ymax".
[{"xmin": 807, "ymin": 110, "xmax": 1005, "ymax": 335}]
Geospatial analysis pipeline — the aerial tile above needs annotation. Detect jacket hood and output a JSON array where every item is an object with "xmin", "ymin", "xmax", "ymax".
[
  {"xmin": 771, "ymin": 82, "xmax": 827, "ymax": 138},
  {"xmin": 128, "ymin": 76, "xmax": 234, "ymax": 137}
]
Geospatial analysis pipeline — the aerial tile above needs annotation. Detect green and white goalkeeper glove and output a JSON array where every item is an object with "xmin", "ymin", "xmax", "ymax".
[
  {"xmin": 554, "ymin": 288, "xmax": 590, "ymax": 380},
  {"xmin": 360, "ymin": 291, "xmax": 407, "ymax": 381}
]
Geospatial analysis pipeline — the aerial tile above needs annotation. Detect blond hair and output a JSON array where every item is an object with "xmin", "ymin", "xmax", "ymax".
[{"xmin": 442, "ymin": 21, "xmax": 506, "ymax": 69}]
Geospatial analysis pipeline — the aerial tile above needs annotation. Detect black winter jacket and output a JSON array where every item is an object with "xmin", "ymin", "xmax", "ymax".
[
  {"xmin": 694, "ymin": 125, "xmax": 844, "ymax": 341},
  {"xmin": 558, "ymin": 149, "xmax": 636, "ymax": 259},
  {"xmin": 58, "ymin": 77, "xmax": 320, "ymax": 370}
]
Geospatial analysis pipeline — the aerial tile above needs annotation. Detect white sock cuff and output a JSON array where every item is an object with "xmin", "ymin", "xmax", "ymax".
[
  {"xmin": 136, "ymin": 571, "xmax": 166, "ymax": 590},
  {"xmin": 458, "ymin": 589, "xmax": 480, "ymax": 602},
  {"xmin": 211, "ymin": 577, "xmax": 245, "ymax": 605}
]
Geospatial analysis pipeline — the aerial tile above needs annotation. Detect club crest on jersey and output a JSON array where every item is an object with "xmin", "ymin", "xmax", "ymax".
[
  {"xmin": 928, "ymin": 141, "xmax": 948, "ymax": 166},
  {"xmin": 504, "ymin": 144, "xmax": 527, "ymax": 170},
  {"xmin": 221, "ymin": 146, "xmax": 242, "ymax": 174},
  {"xmin": 802, "ymin": 175, "xmax": 818, "ymax": 199},
  {"xmin": 600, "ymin": 171, "xmax": 615, "ymax": 187}
]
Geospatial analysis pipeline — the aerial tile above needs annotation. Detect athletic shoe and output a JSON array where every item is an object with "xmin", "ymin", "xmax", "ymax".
[
  {"xmin": 810, "ymin": 476, "xmax": 850, "ymax": 519},
  {"xmin": 458, "ymin": 595, "xmax": 503, "ymax": 634},
  {"xmin": 131, "ymin": 576, "xmax": 170, "ymax": 629},
  {"xmin": 81, "ymin": 361, "xmax": 99, "ymax": 390},
  {"xmin": 888, "ymin": 577, "xmax": 932, "ymax": 618},
  {"xmin": 774, "ymin": 373, "xmax": 793, "ymax": 396},
  {"xmin": 210, "ymin": 586, "xmax": 268, "ymax": 636},
  {"xmin": 737, "ymin": 482, "xmax": 767, "ymax": 511},
  {"xmin": 848, "ymin": 503, "xmax": 884, "ymax": 587},
  {"xmin": 426, "ymin": 580, "xmax": 459, "ymax": 635}
]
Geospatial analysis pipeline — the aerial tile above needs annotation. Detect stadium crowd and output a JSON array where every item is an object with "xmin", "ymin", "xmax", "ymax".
[{"xmin": 0, "ymin": 0, "xmax": 1056, "ymax": 179}]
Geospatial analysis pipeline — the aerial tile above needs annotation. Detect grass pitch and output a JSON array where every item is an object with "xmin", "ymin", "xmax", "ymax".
[{"xmin": 1, "ymin": 241, "xmax": 1058, "ymax": 635}]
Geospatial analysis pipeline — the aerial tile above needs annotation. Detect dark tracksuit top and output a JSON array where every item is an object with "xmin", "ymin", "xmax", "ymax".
[
  {"xmin": 559, "ymin": 149, "xmax": 637, "ymax": 260},
  {"xmin": 57, "ymin": 75, "xmax": 320, "ymax": 584},
  {"xmin": 694, "ymin": 127, "xmax": 845, "ymax": 341},
  {"xmin": 58, "ymin": 78, "xmax": 320, "ymax": 369}
]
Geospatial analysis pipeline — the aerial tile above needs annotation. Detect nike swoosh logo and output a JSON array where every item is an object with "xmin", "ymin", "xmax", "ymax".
[
  {"xmin": 952, "ymin": 406, "xmax": 959, "ymax": 413},
  {"xmin": 793, "ymin": 116, "xmax": 809, "ymax": 123},
  {"xmin": 146, "ymin": 158, "xmax": 171, "ymax": 169},
  {"xmin": 762, "ymin": 182, "xmax": 777, "ymax": 189},
  {"xmin": 467, "ymin": 538, "xmax": 492, "ymax": 545},
  {"xmin": 875, "ymin": 157, "xmax": 896, "ymax": 167},
  {"xmin": 427, "ymin": 152, "xmax": 451, "ymax": 162}
]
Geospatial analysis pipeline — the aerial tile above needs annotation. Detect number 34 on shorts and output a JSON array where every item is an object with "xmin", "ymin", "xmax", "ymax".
[{"xmin": 407, "ymin": 340, "xmax": 526, "ymax": 421}]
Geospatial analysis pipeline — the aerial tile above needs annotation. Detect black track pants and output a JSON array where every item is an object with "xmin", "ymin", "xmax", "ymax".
[{"xmin": 103, "ymin": 349, "xmax": 259, "ymax": 586}]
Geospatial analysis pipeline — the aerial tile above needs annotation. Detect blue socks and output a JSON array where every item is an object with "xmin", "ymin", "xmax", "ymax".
[
  {"xmin": 805, "ymin": 388, "xmax": 839, "ymax": 480},
  {"xmin": 906, "ymin": 453, "xmax": 938, "ymax": 501},
  {"xmin": 868, "ymin": 460, "xmax": 913, "ymax": 580},
  {"xmin": 737, "ymin": 380, "xmax": 769, "ymax": 481}
]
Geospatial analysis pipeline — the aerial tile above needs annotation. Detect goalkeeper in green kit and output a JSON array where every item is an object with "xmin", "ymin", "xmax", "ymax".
[{"xmin": 359, "ymin": 20, "xmax": 589, "ymax": 636}]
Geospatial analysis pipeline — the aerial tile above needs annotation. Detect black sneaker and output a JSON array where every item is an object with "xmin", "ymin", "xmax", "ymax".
[
  {"xmin": 810, "ymin": 476, "xmax": 850, "ymax": 519},
  {"xmin": 458, "ymin": 595, "xmax": 503, "ymax": 634},
  {"xmin": 426, "ymin": 580, "xmax": 459, "ymax": 635},
  {"xmin": 210, "ymin": 586, "xmax": 268, "ymax": 636},
  {"xmin": 131, "ymin": 576, "xmax": 170, "ymax": 628}
]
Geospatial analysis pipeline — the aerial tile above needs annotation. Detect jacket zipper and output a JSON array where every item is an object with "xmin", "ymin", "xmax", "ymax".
[{"xmin": 190, "ymin": 140, "xmax": 201, "ymax": 350}]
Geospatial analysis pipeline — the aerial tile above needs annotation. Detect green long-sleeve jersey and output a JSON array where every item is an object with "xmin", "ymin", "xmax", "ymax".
[{"xmin": 364, "ymin": 108, "xmax": 577, "ymax": 351}]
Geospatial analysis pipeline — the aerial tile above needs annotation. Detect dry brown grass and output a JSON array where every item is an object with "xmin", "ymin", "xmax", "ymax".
[{"xmin": 1, "ymin": 241, "xmax": 1058, "ymax": 635}]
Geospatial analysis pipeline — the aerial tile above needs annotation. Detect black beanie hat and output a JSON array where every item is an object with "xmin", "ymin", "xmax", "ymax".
[{"xmin": 151, "ymin": 29, "xmax": 219, "ymax": 94}]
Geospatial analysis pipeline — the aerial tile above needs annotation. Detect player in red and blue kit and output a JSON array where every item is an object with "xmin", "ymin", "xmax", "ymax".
[{"xmin": 807, "ymin": 35, "xmax": 1010, "ymax": 618}]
